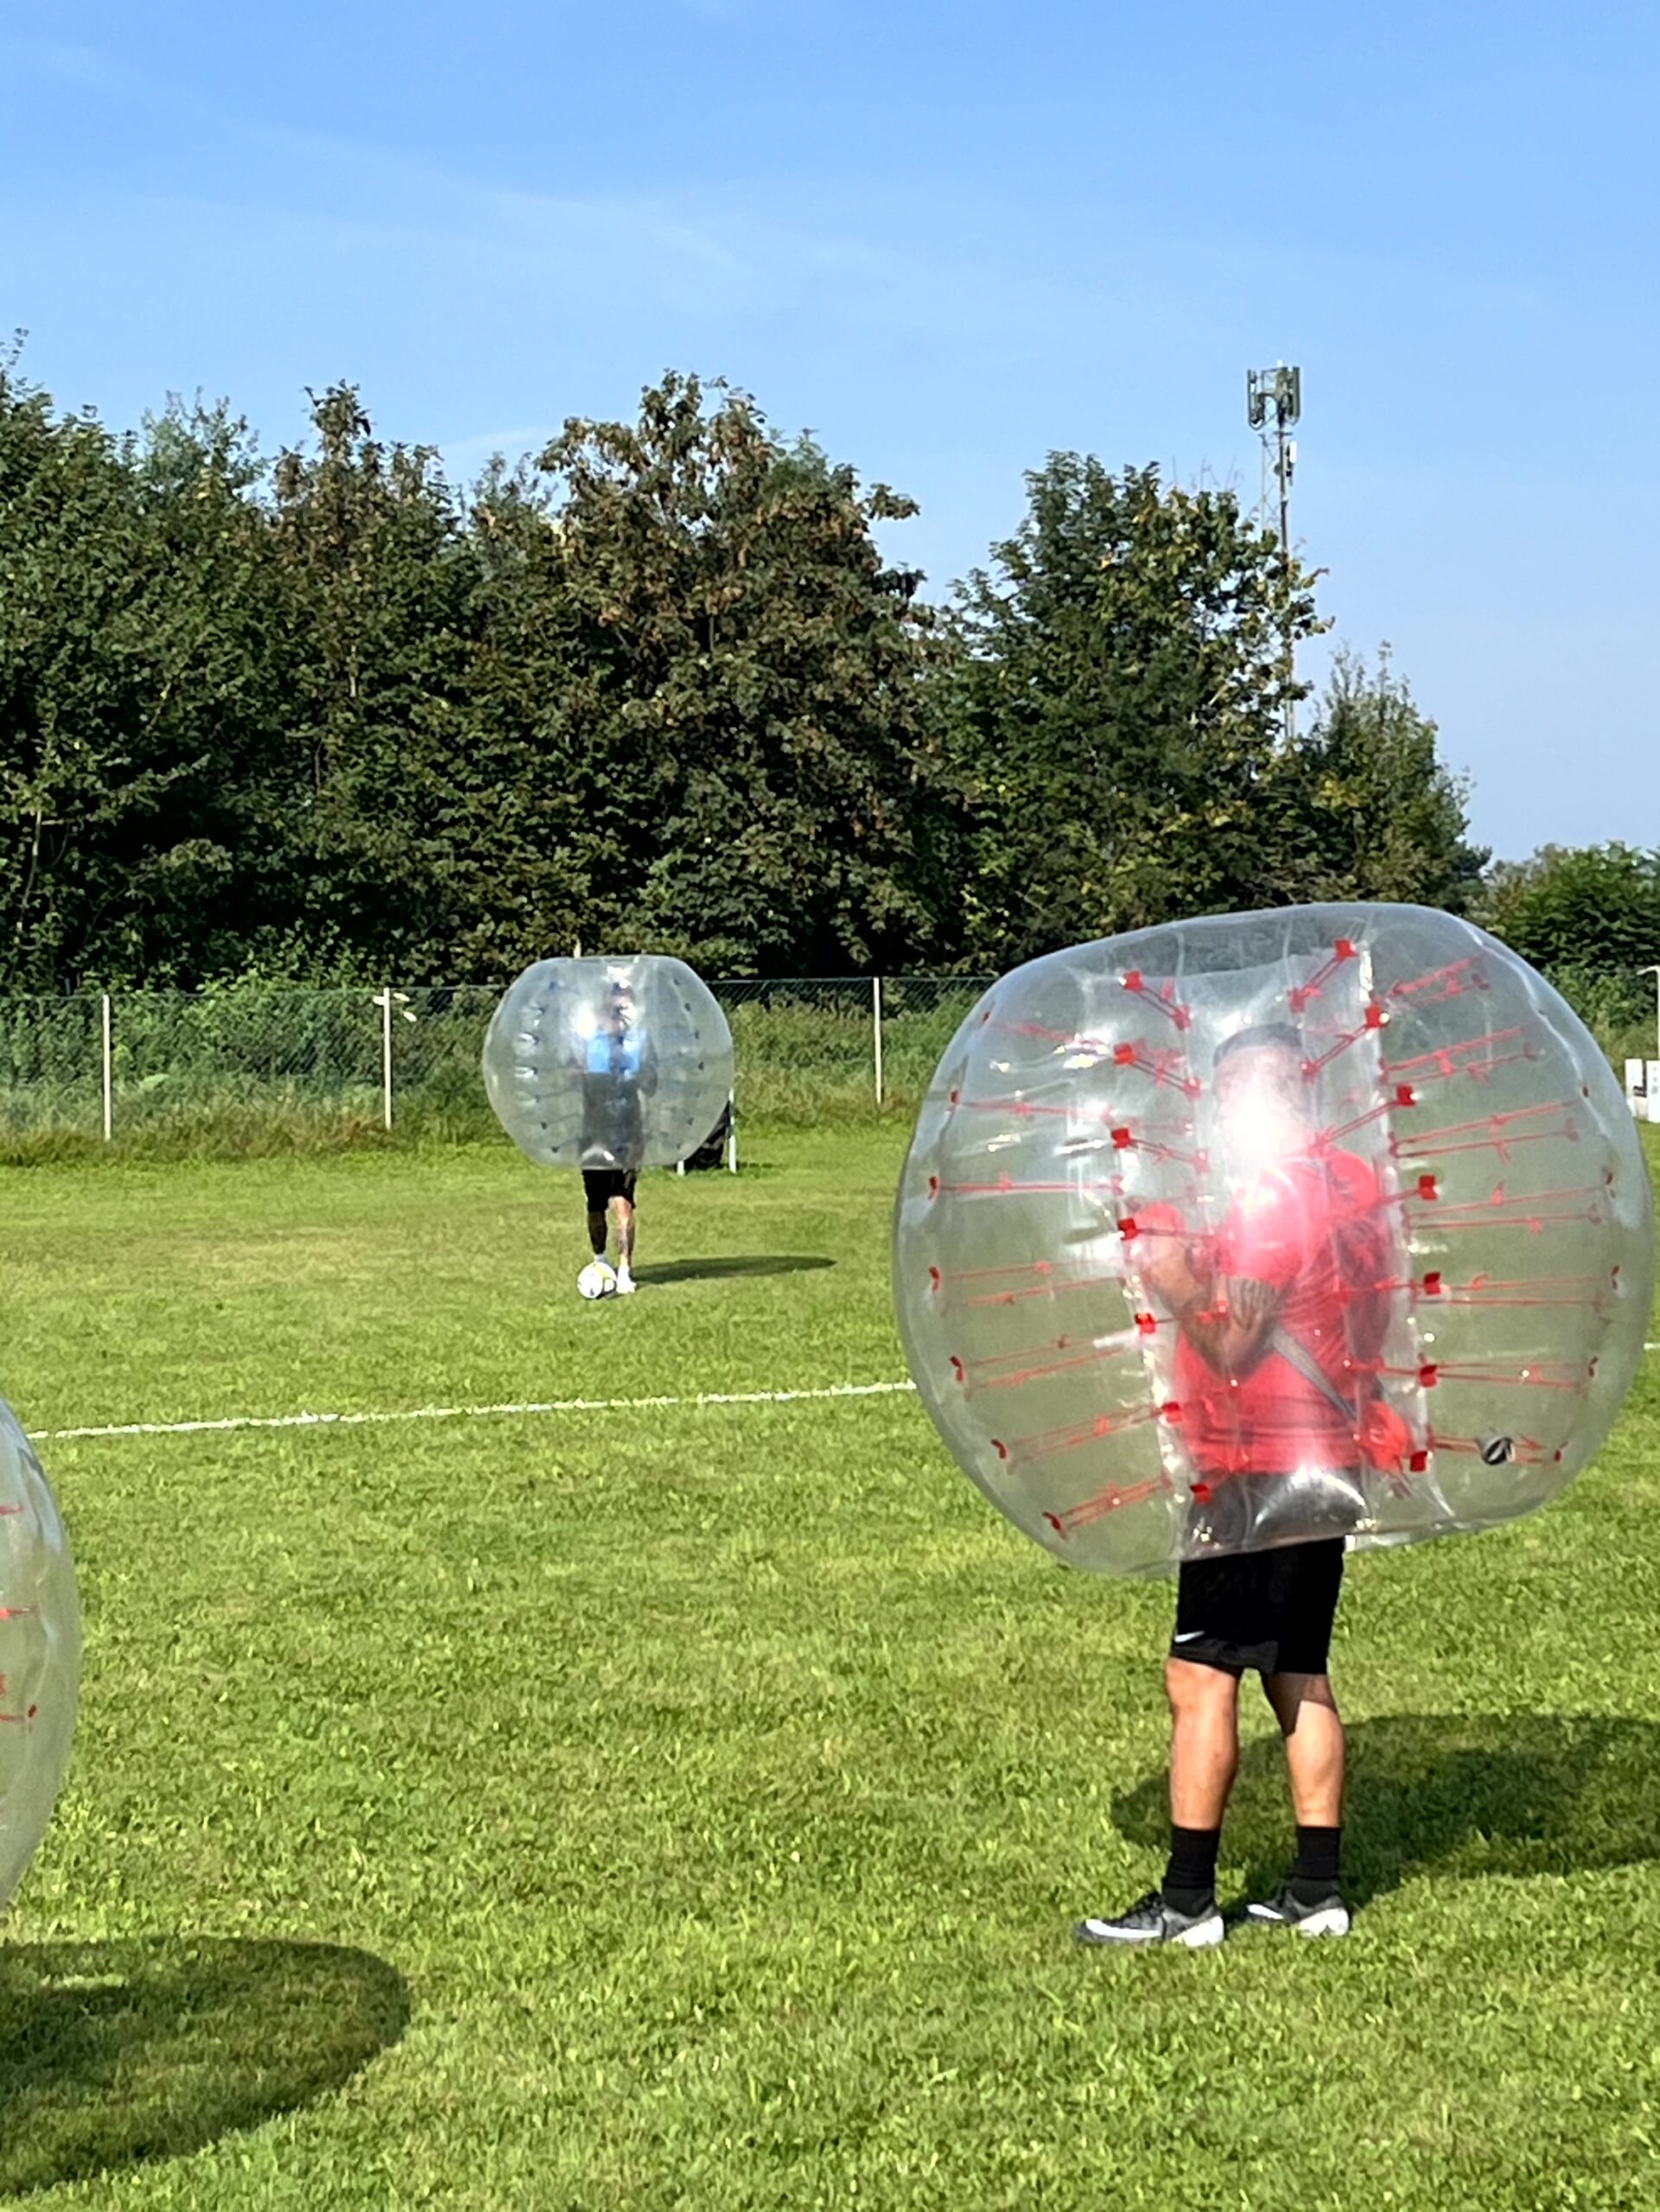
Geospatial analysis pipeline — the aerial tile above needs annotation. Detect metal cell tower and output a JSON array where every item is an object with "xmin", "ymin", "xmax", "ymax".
[
  {"xmin": 1247, "ymin": 363, "xmax": 1302, "ymax": 742},
  {"xmin": 1247, "ymin": 363, "xmax": 1301, "ymax": 550}
]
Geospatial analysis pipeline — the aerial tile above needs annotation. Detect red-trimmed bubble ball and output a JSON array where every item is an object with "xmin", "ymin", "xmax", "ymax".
[
  {"xmin": 894, "ymin": 904, "xmax": 1654, "ymax": 1577},
  {"xmin": 483, "ymin": 955, "xmax": 734, "ymax": 1173},
  {"xmin": 0, "ymin": 1398, "xmax": 80, "ymax": 1909}
]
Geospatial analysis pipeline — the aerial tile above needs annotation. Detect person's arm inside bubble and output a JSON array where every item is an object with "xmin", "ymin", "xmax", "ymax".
[{"xmin": 1139, "ymin": 1234, "xmax": 1286, "ymax": 1377}]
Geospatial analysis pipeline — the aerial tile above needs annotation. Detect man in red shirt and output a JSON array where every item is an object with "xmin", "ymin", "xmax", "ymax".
[{"xmin": 1077, "ymin": 1022, "xmax": 1386, "ymax": 1948}]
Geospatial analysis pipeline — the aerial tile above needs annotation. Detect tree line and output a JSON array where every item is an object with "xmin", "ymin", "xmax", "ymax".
[{"xmin": 1, "ymin": 349, "xmax": 1493, "ymax": 993}]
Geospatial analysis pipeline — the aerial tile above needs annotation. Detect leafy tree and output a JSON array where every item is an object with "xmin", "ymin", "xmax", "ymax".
[
  {"xmin": 446, "ymin": 455, "xmax": 633, "ymax": 976},
  {"xmin": 0, "ymin": 351, "xmax": 1492, "ymax": 998},
  {"xmin": 1263, "ymin": 649, "xmax": 1487, "ymax": 912},
  {"xmin": 1475, "ymin": 842, "xmax": 1660, "ymax": 1033},
  {"xmin": 266, "ymin": 386, "xmax": 484, "ymax": 977},
  {"xmin": 518, "ymin": 372, "xmax": 957, "ymax": 973},
  {"xmin": 944, "ymin": 457, "xmax": 1324, "ymax": 965},
  {"xmin": 0, "ymin": 354, "xmax": 289, "ymax": 988}
]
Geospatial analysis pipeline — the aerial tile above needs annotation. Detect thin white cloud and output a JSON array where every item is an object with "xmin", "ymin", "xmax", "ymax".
[{"xmin": 1, "ymin": 30, "xmax": 751, "ymax": 293}]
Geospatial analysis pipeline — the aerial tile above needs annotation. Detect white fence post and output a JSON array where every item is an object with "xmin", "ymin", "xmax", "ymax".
[
  {"xmin": 873, "ymin": 976, "xmax": 884, "ymax": 1107},
  {"xmin": 101, "ymin": 992, "xmax": 112, "ymax": 1142},
  {"xmin": 372, "ymin": 988, "xmax": 394, "ymax": 1130}
]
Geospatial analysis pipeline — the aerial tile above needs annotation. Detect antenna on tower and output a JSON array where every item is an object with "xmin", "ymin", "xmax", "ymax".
[
  {"xmin": 1246, "ymin": 362, "xmax": 1302, "ymax": 742},
  {"xmin": 1247, "ymin": 363, "xmax": 1301, "ymax": 551}
]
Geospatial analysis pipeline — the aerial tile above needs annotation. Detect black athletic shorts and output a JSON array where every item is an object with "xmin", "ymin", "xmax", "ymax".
[
  {"xmin": 1170, "ymin": 1538, "xmax": 1345, "ymax": 1678},
  {"xmin": 582, "ymin": 1168, "xmax": 638, "ymax": 1211}
]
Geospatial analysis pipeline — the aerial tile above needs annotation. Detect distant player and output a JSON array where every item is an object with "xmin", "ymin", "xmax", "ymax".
[
  {"xmin": 579, "ymin": 989, "xmax": 657, "ymax": 1295},
  {"xmin": 1076, "ymin": 1022, "xmax": 1390, "ymax": 1947}
]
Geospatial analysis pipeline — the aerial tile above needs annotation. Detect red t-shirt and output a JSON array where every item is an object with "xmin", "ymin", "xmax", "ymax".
[{"xmin": 1173, "ymin": 1148, "xmax": 1385, "ymax": 1476}]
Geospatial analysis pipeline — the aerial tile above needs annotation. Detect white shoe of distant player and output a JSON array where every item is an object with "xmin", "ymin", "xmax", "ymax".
[{"xmin": 615, "ymin": 1267, "xmax": 637, "ymax": 1295}]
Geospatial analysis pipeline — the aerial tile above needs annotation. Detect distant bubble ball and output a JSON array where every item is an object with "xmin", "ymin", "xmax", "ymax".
[
  {"xmin": 894, "ymin": 905, "xmax": 1654, "ymax": 1578},
  {"xmin": 483, "ymin": 955, "xmax": 734, "ymax": 1173},
  {"xmin": 0, "ymin": 1400, "xmax": 80, "ymax": 1909}
]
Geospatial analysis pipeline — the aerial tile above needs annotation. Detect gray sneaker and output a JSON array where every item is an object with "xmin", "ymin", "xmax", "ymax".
[
  {"xmin": 1073, "ymin": 1889, "xmax": 1224, "ymax": 1948},
  {"xmin": 1243, "ymin": 1885, "xmax": 1351, "ymax": 1938}
]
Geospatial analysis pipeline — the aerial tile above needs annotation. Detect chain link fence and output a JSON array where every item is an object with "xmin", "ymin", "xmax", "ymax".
[{"xmin": 0, "ymin": 977, "xmax": 997, "ymax": 1151}]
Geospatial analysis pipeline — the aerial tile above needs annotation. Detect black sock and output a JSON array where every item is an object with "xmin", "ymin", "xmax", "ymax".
[
  {"xmin": 1291, "ymin": 1824, "xmax": 1341, "ymax": 1903},
  {"xmin": 1161, "ymin": 1824, "xmax": 1221, "ymax": 1915}
]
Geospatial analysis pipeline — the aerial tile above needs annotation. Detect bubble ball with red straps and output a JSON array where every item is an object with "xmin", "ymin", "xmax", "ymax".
[
  {"xmin": 0, "ymin": 1397, "xmax": 80, "ymax": 1909},
  {"xmin": 894, "ymin": 904, "xmax": 1654, "ymax": 1577}
]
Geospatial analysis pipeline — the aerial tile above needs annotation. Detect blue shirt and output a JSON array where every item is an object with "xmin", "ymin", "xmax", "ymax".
[{"xmin": 586, "ymin": 1030, "xmax": 643, "ymax": 1077}]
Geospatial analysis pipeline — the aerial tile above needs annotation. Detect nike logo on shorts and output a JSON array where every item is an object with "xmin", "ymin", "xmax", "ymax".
[{"xmin": 1173, "ymin": 1630, "xmax": 1205, "ymax": 1643}]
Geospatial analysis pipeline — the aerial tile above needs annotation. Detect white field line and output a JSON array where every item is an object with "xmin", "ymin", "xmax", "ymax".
[
  {"xmin": 28, "ymin": 1346, "xmax": 1660, "ymax": 1446},
  {"xmin": 30, "ymin": 1378, "xmax": 919, "ymax": 1445}
]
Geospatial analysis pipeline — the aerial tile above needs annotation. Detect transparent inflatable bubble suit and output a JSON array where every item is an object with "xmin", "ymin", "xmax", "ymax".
[
  {"xmin": 895, "ymin": 905, "xmax": 1654, "ymax": 1578},
  {"xmin": 0, "ymin": 1399, "xmax": 79, "ymax": 1907},
  {"xmin": 483, "ymin": 955, "xmax": 735, "ymax": 1173}
]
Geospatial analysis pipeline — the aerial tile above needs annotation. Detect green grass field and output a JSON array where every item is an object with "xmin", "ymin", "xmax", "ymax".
[{"xmin": 3, "ymin": 1128, "xmax": 1660, "ymax": 2209}]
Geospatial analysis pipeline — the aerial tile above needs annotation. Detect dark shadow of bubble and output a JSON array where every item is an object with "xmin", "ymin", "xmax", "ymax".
[
  {"xmin": 1110, "ymin": 1713, "xmax": 1660, "ymax": 1909},
  {"xmin": 0, "ymin": 1937, "xmax": 408, "ymax": 2196},
  {"xmin": 634, "ymin": 1255, "xmax": 835, "ymax": 1284}
]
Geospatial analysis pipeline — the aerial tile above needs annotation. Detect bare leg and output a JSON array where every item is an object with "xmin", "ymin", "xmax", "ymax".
[
  {"xmin": 1263, "ymin": 1671, "xmax": 1345, "ymax": 1826},
  {"xmin": 611, "ymin": 1196, "xmax": 635, "ymax": 1272},
  {"xmin": 1167, "ymin": 1658, "xmax": 1243, "ymax": 1828},
  {"xmin": 1073, "ymin": 1658, "xmax": 1238, "ymax": 1941}
]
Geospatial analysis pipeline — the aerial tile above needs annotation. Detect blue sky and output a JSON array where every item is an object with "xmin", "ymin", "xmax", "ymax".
[{"xmin": 2, "ymin": 0, "xmax": 1656, "ymax": 862}]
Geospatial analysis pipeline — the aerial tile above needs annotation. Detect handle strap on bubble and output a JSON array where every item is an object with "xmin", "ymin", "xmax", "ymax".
[
  {"xmin": 1265, "ymin": 1325, "xmax": 1360, "ymax": 1427},
  {"xmin": 1267, "ymin": 1326, "xmax": 1414, "ymax": 1484}
]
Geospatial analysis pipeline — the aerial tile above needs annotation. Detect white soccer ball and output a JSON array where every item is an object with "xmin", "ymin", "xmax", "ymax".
[{"xmin": 577, "ymin": 1261, "xmax": 618, "ymax": 1301}]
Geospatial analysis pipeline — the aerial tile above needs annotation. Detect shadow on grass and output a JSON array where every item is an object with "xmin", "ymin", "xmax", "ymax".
[
  {"xmin": 0, "ymin": 1937, "xmax": 408, "ymax": 2196},
  {"xmin": 635, "ymin": 1255, "xmax": 834, "ymax": 1284},
  {"xmin": 1110, "ymin": 1713, "xmax": 1660, "ymax": 1907}
]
